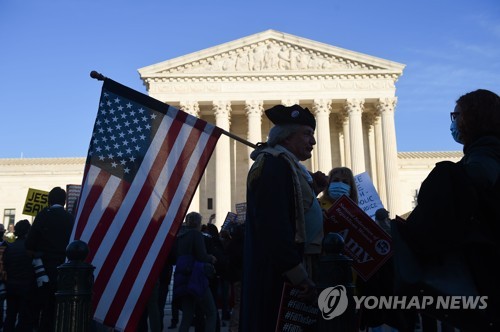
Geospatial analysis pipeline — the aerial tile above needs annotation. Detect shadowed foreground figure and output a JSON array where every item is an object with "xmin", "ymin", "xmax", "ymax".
[
  {"xmin": 241, "ymin": 104, "xmax": 327, "ymax": 331},
  {"xmin": 395, "ymin": 89, "xmax": 500, "ymax": 331}
]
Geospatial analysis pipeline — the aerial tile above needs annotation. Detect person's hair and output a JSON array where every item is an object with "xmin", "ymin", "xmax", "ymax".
[
  {"xmin": 48, "ymin": 186, "xmax": 66, "ymax": 206},
  {"xmin": 267, "ymin": 124, "xmax": 303, "ymax": 147},
  {"xmin": 323, "ymin": 167, "xmax": 358, "ymax": 203},
  {"xmin": 206, "ymin": 223, "xmax": 219, "ymax": 238},
  {"xmin": 185, "ymin": 212, "xmax": 202, "ymax": 229},
  {"xmin": 456, "ymin": 89, "xmax": 500, "ymax": 146},
  {"xmin": 375, "ymin": 208, "xmax": 389, "ymax": 221},
  {"xmin": 14, "ymin": 219, "xmax": 31, "ymax": 238}
]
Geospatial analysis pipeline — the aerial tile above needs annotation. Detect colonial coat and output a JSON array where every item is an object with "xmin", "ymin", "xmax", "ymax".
[{"xmin": 240, "ymin": 145, "xmax": 311, "ymax": 332}]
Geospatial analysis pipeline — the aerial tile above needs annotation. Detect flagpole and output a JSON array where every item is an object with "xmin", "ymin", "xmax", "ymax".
[
  {"xmin": 90, "ymin": 70, "xmax": 106, "ymax": 81},
  {"xmin": 219, "ymin": 128, "xmax": 257, "ymax": 149},
  {"xmin": 90, "ymin": 71, "xmax": 258, "ymax": 149}
]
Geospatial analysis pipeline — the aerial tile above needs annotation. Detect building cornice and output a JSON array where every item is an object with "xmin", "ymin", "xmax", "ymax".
[
  {"xmin": 397, "ymin": 151, "xmax": 463, "ymax": 159},
  {"xmin": 143, "ymin": 71, "xmax": 401, "ymax": 83},
  {"xmin": 0, "ymin": 157, "xmax": 86, "ymax": 166}
]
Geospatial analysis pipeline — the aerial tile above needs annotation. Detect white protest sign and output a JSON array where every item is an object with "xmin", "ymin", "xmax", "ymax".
[{"xmin": 354, "ymin": 172, "xmax": 384, "ymax": 220}]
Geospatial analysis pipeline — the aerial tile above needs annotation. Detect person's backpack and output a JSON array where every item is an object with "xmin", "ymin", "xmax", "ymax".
[{"xmin": 392, "ymin": 160, "xmax": 500, "ymax": 330}]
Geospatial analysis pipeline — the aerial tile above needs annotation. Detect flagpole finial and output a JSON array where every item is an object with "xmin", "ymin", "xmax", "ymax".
[{"xmin": 90, "ymin": 71, "xmax": 106, "ymax": 81}]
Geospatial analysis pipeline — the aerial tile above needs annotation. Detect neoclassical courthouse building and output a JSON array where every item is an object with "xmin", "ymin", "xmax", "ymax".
[{"xmin": 0, "ymin": 30, "xmax": 462, "ymax": 228}]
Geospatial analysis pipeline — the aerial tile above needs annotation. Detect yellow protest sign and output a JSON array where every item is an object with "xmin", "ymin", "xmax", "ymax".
[{"xmin": 23, "ymin": 188, "xmax": 49, "ymax": 216}]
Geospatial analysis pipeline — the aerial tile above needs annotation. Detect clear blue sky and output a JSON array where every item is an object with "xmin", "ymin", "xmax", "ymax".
[{"xmin": 1, "ymin": 0, "xmax": 499, "ymax": 158}]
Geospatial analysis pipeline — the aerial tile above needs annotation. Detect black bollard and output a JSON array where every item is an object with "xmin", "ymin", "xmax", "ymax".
[
  {"xmin": 316, "ymin": 232, "xmax": 357, "ymax": 332},
  {"xmin": 55, "ymin": 240, "xmax": 95, "ymax": 332}
]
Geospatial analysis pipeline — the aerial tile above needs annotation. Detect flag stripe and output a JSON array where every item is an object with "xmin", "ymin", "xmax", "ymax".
[
  {"xmin": 70, "ymin": 164, "xmax": 90, "ymax": 241},
  {"xmin": 105, "ymin": 119, "xmax": 210, "ymax": 325},
  {"xmin": 72, "ymin": 164, "xmax": 107, "ymax": 240},
  {"xmin": 121, "ymin": 122, "xmax": 221, "ymax": 331},
  {"xmin": 96, "ymin": 113, "xmax": 202, "ymax": 316},
  {"xmin": 73, "ymin": 78, "xmax": 222, "ymax": 331},
  {"xmin": 92, "ymin": 110, "xmax": 185, "ymax": 309},
  {"xmin": 89, "ymin": 106, "xmax": 180, "ymax": 279},
  {"xmin": 84, "ymin": 178, "xmax": 130, "ymax": 262}
]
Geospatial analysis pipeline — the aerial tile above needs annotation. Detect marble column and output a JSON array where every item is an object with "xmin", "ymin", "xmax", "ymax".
[
  {"xmin": 180, "ymin": 101, "xmax": 201, "ymax": 214},
  {"xmin": 373, "ymin": 113, "xmax": 387, "ymax": 207},
  {"xmin": 313, "ymin": 99, "xmax": 332, "ymax": 173},
  {"xmin": 345, "ymin": 99, "xmax": 366, "ymax": 175},
  {"xmin": 340, "ymin": 112, "xmax": 351, "ymax": 168},
  {"xmin": 245, "ymin": 100, "xmax": 263, "ymax": 169},
  {"xmin": 364, "ymin": 113, "xmax": 378, "ymax": 189},
  {"xmin": 377, "ymin": 97, "xmax": 400, "ymax": 217},
  {"xmin": 213, "ymin": 101, "xmax": 232, "ymax": 228},
  {"xmin": 331, "ymin": 113, "xmax": 346, "ymax": 167}
]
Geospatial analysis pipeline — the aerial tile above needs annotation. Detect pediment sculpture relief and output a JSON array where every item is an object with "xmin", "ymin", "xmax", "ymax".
[{"xmin": 163, "ymin": 41, "xmax": 380, "ymax": 75}]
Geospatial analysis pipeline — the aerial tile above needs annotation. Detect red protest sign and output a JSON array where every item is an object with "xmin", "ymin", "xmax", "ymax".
[{"xmin": 324, "ymin": 195, "xmax": 392, "ymax": 281}]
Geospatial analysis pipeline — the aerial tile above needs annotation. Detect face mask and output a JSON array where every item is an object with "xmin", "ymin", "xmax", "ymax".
[
  {"xmin": 450, "ymin": 120, "xmax": 463, "ymax": 144},
  {"xmin": 328, "ymin": 182, "xmax": 351, "ymax": 199}
]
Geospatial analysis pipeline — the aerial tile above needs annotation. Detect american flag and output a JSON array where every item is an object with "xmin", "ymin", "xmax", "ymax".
[{"xmin": 71, "ymin": 78, "xmax": 221, "ymax": 331}]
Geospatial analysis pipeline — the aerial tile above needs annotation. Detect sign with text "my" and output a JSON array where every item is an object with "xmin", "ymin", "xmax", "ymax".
[{"xmin": 324, "ymin": 195, "xmax": 392, "ymax": 281}]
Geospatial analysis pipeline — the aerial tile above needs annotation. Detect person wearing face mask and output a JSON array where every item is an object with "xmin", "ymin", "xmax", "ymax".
[
  {"xmin": 319, "ymin": 168, "xmax": 358, "ymax": 294},
  {"xmin": 319, "ymin": 168, "xmax": 417, "ymax": 331},
  {"xmin": 394, "ymin": 89, "xmax": 500, "ymax": 330},
  {"xmin": 319, "ymin": 167, "xmax": 358, "ymax": 293},
  {"xmin": 318, "ymin": 166, "xmax": 358, "ymax": 213}
]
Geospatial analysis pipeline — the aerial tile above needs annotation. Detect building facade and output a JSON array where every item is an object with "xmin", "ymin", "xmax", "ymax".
[{"xmin": 0, "ymin": 30, "xmax": 463, "ymax": 228}]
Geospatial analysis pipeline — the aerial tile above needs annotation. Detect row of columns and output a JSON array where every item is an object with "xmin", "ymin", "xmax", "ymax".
[{"xmin": 181, "ymin": 98, "xmax": 400, "ymax": 226}]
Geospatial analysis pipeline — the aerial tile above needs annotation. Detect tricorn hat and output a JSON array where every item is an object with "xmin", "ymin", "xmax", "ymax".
[{"xmin": 265, "ymin": 104, "xmax": 316, "ymax": 130}]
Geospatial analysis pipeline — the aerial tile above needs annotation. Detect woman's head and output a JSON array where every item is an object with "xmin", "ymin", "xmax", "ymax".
[
  {"xmin": 206, "ymin": 223, "xmax": 219, "ymax": 238},
  {"xmin": 454, "ymin": 89, "xmax": 500, "ymax": 146},
  {"xmin": 324, "ymin": 167, "xmax": 358, "ymax": 203}
]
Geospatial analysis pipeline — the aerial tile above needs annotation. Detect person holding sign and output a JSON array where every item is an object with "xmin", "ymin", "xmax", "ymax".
[
  {"xmin": 320, "ymin": 166, "xmax": 361, "ymax": 250},
  {"xmin": 241, "ymin": 104, "xmax": 326, "ymax": 332},
  {"xmin": 318, "ymin": 166, "xmax": 358, "ymax": 213},
  {"xmin": 319, "ymin": 168, "xmax": 412, "ymax": 331}
]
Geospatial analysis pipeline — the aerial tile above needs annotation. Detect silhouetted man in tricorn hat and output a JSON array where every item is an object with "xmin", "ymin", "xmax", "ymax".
[{"xmin": 240, "ymin": 104, "xmax": 328, "ymax": 331}]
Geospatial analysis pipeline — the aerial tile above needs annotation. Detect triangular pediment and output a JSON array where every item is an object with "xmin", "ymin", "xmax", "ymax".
[{"xmin": 139, "ymin": 30, "xmax": 404, "ymax": 79}]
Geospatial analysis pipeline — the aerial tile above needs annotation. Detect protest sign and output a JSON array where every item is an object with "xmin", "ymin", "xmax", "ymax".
[
  {"xmin": 66, "ymin": 184, "xmax": 82, "ymax": 216},
  {"xmin": 221, "ymin": 211, "xmax": 238, "ymax": 231},
  {"xmin": 275, "ymin": 282, "xmax": 319, "ymax": 332},
  {"xmin": 23, "ymin": 188, "xmax": 49, "ymax": 216},
  {"xmin": 324, "ymin": 195, "xmax": 392, "ymax": 281},
  {"xmin": 354, "ymin": 172, "xmax": 384, "ymax": 220},
  {"xmin": 235, "ymin": 202, "xmax": 247, "ymax": 223}
]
